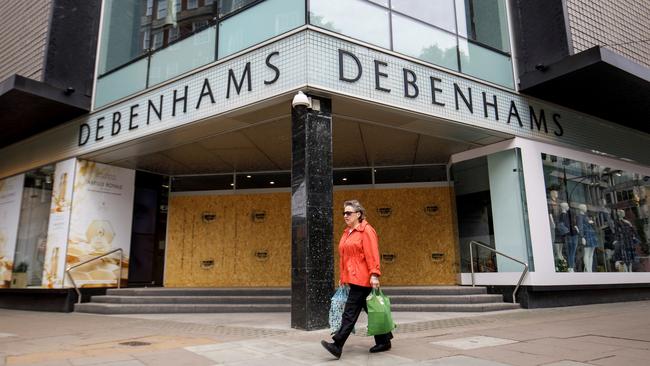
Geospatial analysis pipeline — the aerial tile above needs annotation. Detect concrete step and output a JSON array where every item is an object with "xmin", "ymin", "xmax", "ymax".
[
  {"xmin": 390, "ymin": 294, "xmax": 505, "ymax": 304},
  {"xmin": 74, "ymin": 303, "xmax": 291, "ymax": 314},
  {"xmin": 92, "ymin": 295, "xmax": 291, "ymax": 304},
  {"xmin": 106, "ymin": 287, "xmax": 291, "ymax": 297},
  {"xmin": 75, "ymin": 286, "xmax": 517, "ymax": 314},
  {"xmin": 382, "ymin": 286, "xmax": 487, "ymax": 296},
  {"xmin": 392, "ymin": 302, "xmax": 521, "ymax": 312}
]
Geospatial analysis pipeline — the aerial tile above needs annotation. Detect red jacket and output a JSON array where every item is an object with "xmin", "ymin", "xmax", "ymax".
[{"xmin": 339, "ymin": 220, "xmax": 381, "ymax": 287}]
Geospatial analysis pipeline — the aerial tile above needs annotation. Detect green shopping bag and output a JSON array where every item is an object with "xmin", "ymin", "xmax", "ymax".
[{"xmin": 366, "ymin": 288, "xmax": 396, "ymax": 336}]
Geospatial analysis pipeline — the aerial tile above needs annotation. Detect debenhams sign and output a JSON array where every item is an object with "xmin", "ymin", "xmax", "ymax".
[{"xmin": 78, "ymin": 33, "xmax": 563, "ymax": 148}]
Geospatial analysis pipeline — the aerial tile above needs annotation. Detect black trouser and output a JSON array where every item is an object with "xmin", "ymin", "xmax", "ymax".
[{"xmin": 332, "ymin": 284, "xmax": 393, "ymax": 347}]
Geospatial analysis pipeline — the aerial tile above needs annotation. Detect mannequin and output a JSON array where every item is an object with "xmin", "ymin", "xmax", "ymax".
[
  {"xmin": 558, "ymin": 202, "xmax": 579, "ymax": 272},
  {"xmin": 548, "ymin": 190, "xmax": 564, "ymax": 261},
  {"xmin": 576, "ymin": 204, "xmax": 598, "ymax": 272},
  {"xmin": 559, "ymin": 202, "xmax": 576, "ymax": 271},
  {"xmin": 613, "ymin": 209, "xmax": 640, "ymax": 272}
]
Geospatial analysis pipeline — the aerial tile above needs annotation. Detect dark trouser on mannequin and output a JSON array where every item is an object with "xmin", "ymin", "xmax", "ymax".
[{"xmin": 332, "ymin": 284, "xmax": 393, "ymax": 348}]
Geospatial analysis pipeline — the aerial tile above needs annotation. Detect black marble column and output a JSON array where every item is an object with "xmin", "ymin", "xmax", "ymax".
[{"xmin": 291, "ymin": 95, "xmax": 334, "ymax": 331}]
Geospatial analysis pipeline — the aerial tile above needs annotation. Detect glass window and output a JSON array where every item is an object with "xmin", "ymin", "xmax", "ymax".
[
  {"xmin": 458, "ymin": 0, "xmax": 510, "ymax": 52},
  {"xmin": 235, "ymin": 172, "xmax": 290, "ymax": 189},
  {"xmin": 374, "ymin": 165, "xmax": 447, "ymax": 184},
  {"xmin": 146, "ymin": 0, "xmax": 153, "ymax": 16},
  {"xmin": 171, "ymin": 175, "xmax": 234, "ymax": 191},
  {"xmin": 143, "ymin": 29, "xmax": 151, "ymax": 50},
  {"xmin": 310, "ymin": 0, "xmax": 390, "ymax": 49},
  {"xmin": 218, "ymin": 0, "xmax": 257, "ymax": 17},
  {"xmin": 193, "ymin": 20, "xmax": 210, "ymax": 31},
  {"xmin": 152, "ymin": 31, "xmax": 164, "ymax": 50},
  {"xmin": 218, "ymin": 0, "xmax": 305, "ymax": 58},
  {"xmin": 168, "ymin": 27, "xmax": 179, "ymax": 42},
  {"xmin": 391, "ymin": 0, "xmax": 456, "ymax": 33},
  {"xmin": 459, "ymin": 39, "xmax": 513, "ymax": 88},
  {"xmin": 13, "ymin": 165, "xmax": 55, "ymax": 287},
  {"xmin": 157, "ymin": 0, "xmax": 168, "ymax": 19},
  {"xmin": 98, "ymin": 0, "xmax": 148, "ymax": 74},
  {"xmin": 334, "ymin": 168, "xmax": 372, "ymax": 186},
  {"xmin": 99, "ymin": 0, "xmax": 217, "ymax": 76},
  {"xmin": 149, "ymin": 27, "xmax": 216, "ymax": 86},
  {"xmin": 205, "ymin": 0, "xmax": 214, "ymax": 5},
  {"xmin": 188, "ymin": 0, "xmax": 198, "ymax": 9},
  {"xmin": 94, "ymin": 58, "xmax": 148, "ymax": 108},
  {"xmin": 541, "ymin": 154, "xmax": 650, "ymax": 273},
  {"xmin": 452, "ymin": 149, "xmax": 533, "ymax": 273},
  {"xmin": 392, "ymin": 13, "xmax": 458, "ymax": 71},
  {"xmin": 368, "ymin": 0, "xmax": 388, "ymax": 6}
]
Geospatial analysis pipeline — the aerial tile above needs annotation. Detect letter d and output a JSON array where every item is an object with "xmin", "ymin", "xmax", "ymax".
[
  {"xmin": 339, "ymin": 49, "xmax": 362, "ymax": 82},
  {"xmin": 78, "ymin": 123, "xmax": 90, "ymax": 146}
]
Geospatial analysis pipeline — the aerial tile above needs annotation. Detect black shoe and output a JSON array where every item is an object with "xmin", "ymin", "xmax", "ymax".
[
  {"xmin": 369, "ymin": 341, "xmax": 391, "ymax": 353},
  {"xmin": 321, "ymin": 340, "xmax": 342, "ymax": 359}
]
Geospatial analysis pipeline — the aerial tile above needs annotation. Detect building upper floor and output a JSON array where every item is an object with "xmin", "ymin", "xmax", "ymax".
[
  {"xmin": 1, "ymin": 0, "xmax": 649, "ymax": 149},
  {"xmin": 0, "ymin": 0, "xmax": 101, "ymax": 148}
]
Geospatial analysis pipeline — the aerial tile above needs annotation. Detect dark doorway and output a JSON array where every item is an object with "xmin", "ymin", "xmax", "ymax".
[{"xmin": 128, "ymin": 171, "xmax": 169, "ymax": 287}]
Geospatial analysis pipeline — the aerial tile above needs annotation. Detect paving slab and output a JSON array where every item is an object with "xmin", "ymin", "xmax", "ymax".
[
  {"xmin": 431, "ymin": 336, "xmax": 519, "ymax": 350},
  {"xmin": 132, "ymin": 349, "xmax": 215, "ymax": 366},
  {"xmin": 419, "ymin": 355, "xmax": 513, "ymax": 365},
  {"xmin": 199, "ymin": 347, "xmax": 267, "ymax": 363},
  {"xmin": 69, "ymin": 353, "xmax": 135, "ymax": 366}
]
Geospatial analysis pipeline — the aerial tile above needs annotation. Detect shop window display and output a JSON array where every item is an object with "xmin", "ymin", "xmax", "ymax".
[
  {"xmin": 542, "ymin": 154, "xmax": 650, "ymax": 272},
  {"xmin": 12, "ymin": 165, "xmax": 56, "ymax": 286}
]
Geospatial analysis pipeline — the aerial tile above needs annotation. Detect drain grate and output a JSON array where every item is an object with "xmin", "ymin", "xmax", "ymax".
[{"xmin": 119, "ymin": 341, "xmax": 152, "ymax": 346}]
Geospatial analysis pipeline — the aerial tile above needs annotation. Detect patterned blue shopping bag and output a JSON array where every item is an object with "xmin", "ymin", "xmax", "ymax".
[{"xmin": 329, "ymin": 285, "xmax": 350, "ymax": 334}]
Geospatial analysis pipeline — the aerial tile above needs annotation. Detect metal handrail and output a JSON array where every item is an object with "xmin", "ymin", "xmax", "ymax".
[
  {"xmin": 65, "ymin": 248, "xmax": 123, "ymax": 304},
  {"xmin": 468, "ymin": 240, "xmax": 528, "ymax": 304}
]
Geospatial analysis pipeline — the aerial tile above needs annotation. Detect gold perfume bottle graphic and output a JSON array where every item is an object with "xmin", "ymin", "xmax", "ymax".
[
  {"xmin": 46, "ymin": 247, "xmax": 59, "ymax": 288},
  {"xmin": 54, "ymin": 173, "xmax": 68, "ymax": 212}
]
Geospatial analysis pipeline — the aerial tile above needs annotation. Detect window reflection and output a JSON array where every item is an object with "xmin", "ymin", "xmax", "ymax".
[
  {"xmin": 542, "ymin": 154, "xmax": 650, "ymax": 272},
  {"xmin": 99, "ymin": 0, "xmax": 217, "ymax": 75},
  {"xmin": 392, "ymin": 13, "xmax": 458, "ymax": 71},
  {"xmin": 218, "ymin": 0, "xmax": 257, "ymax": 17},
  {"xmin": 391, "ymin": 0, "xmax": 456, "ymax": 33},
  {"xmin": 309, "ymin": 0, "xmax": 391, "ymax": 49},
  {"xmin": 458, "ymin": 0, "xmax": 510, "ymax": 52}
]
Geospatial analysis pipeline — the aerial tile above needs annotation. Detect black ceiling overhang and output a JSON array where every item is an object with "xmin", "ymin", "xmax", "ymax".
[
  {"xmin": 0, "ymin": 74, "xmax": 90, "ymax": 148},
  {"xmin": 519, "ymin": 46, "xmax": 650, "ymax": 134}
]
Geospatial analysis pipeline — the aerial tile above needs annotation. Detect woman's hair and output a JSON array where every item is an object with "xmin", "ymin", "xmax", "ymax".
[{"xmin": 344, "ymin": 199, "xmax": 366, "ymax": 222}]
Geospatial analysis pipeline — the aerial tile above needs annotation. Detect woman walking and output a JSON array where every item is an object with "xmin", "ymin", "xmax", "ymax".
[{"xmin": 321, "ymin": 200, "xmax": 393, "ymax": 359}]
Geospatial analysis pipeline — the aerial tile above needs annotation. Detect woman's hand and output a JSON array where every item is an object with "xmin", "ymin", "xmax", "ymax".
[{"xmin": 370, "ymin": 275, "xmax": 380, "ymax": 289}]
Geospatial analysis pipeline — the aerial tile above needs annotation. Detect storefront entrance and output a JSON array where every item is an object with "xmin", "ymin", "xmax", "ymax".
[
  {"xmin": 163, "ymin": 185, "xmax": 457, "ymax": 287},
  {"xmin": 82, "ymin": 95, "xmax": 512, "ymax": 289}
]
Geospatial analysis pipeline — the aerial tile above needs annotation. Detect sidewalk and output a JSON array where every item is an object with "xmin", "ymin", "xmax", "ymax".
[{"xmin": 1, "ymin": 300, "xmax": 649, "ymax": 365}]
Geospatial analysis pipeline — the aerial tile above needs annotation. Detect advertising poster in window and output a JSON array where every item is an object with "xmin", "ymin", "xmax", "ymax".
[
  {"xmin": 65, "ymin": 161, "xmax": 135, "ymax": 287},
  {"xmin": 0, "ymin": 174, "xmax": 25, "ymax": 288},
  {"xmin": 42, "ymin": 159, "xmax": 76, "ymax": 288}
]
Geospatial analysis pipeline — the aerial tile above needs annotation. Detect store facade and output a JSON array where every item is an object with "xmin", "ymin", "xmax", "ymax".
[{"xmin": 1, "ymin": 0, "xmax": 650, "ymax": 312}]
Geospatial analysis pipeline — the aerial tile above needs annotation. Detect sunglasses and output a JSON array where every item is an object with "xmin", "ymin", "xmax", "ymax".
[{"xmin": 343, "ymin": 211, "xmax": 358, "ymax": 216}]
